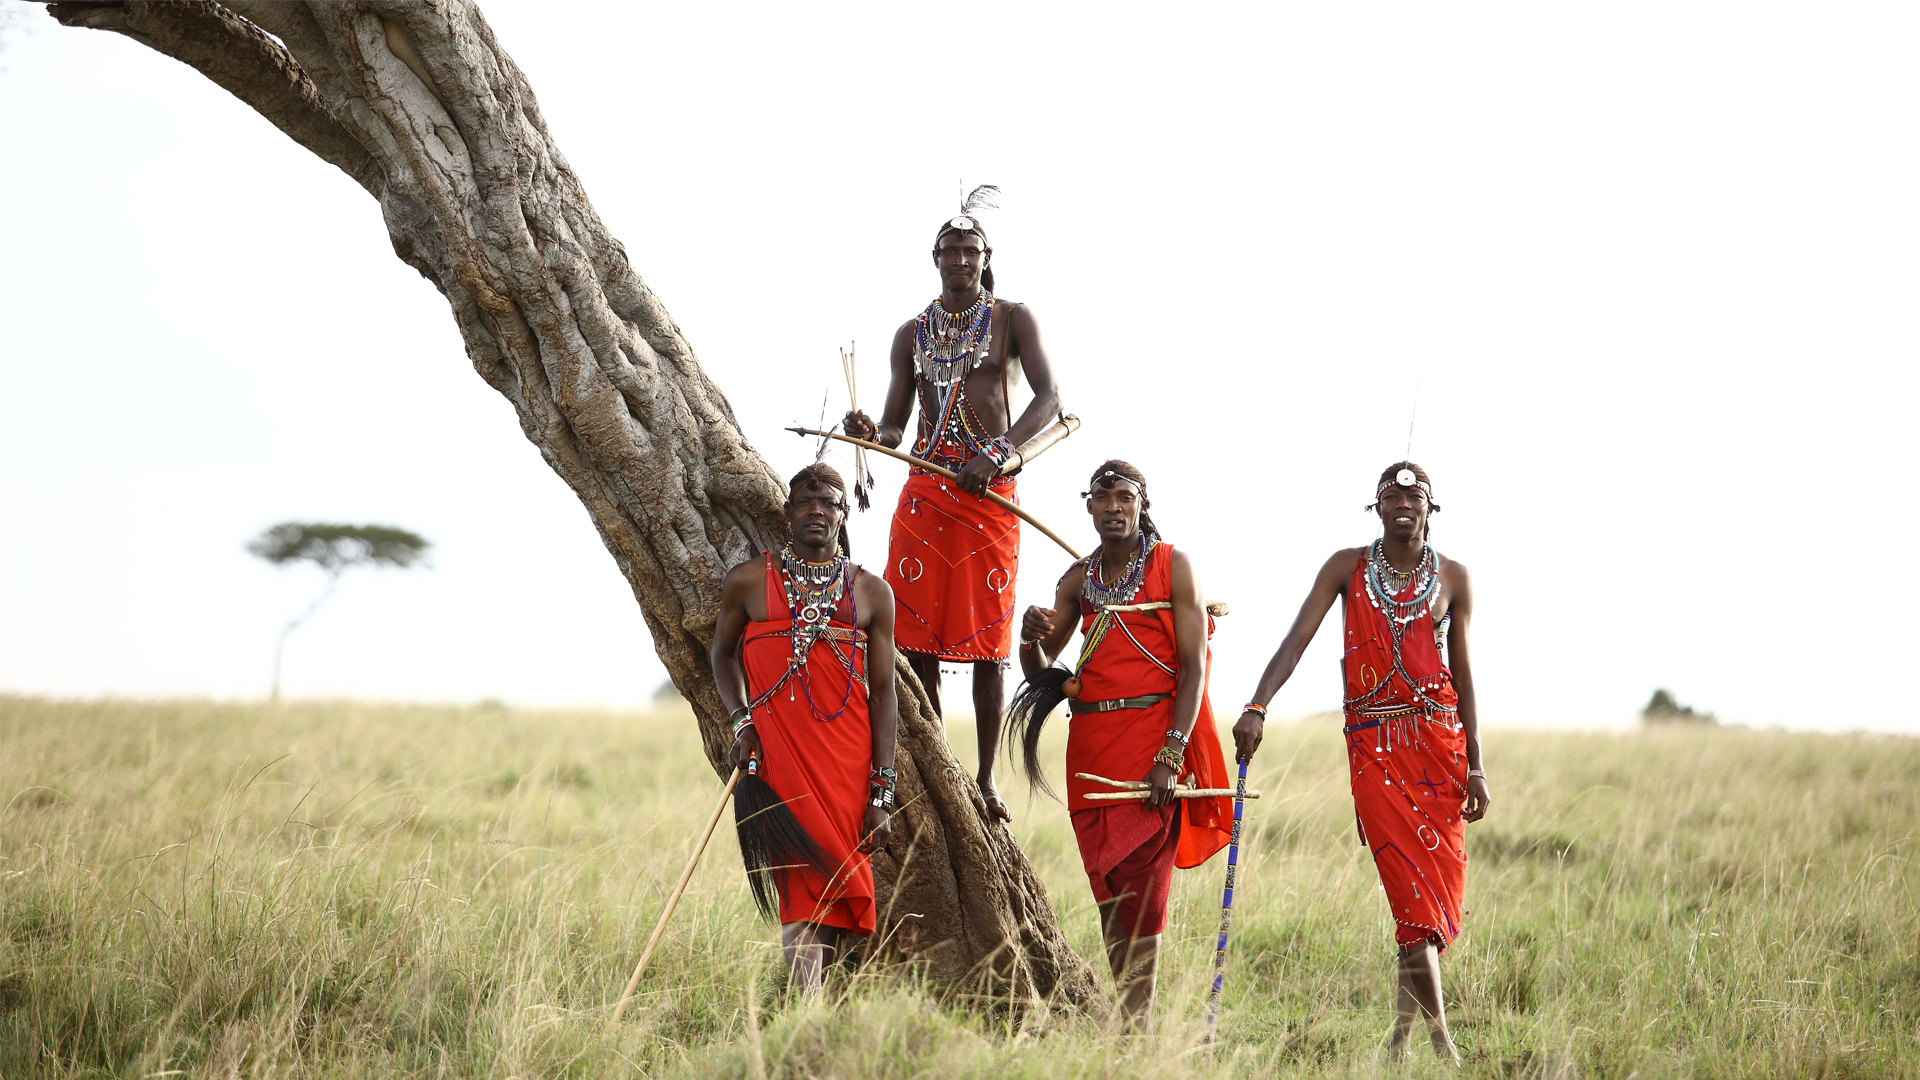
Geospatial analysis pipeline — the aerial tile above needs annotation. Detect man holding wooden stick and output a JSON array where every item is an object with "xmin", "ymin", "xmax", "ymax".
[
  {"xmin": 709, "ymin": 464, "xmax": 898, "ymax": 995},
  {"xmin": 1004, "ymin": 461, "xmax": 1232, "ymax": 1025},
  {"xmin": 843, "ymin": 185, "xmax": 1062, "ymax": 822}
]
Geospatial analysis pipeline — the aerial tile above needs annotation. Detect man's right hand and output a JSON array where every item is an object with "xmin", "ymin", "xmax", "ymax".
[
  {"xmin": 843, "ymin": 410, "xmax": 876, "ymax": 440},
  {"xmin": 728, "ymin": 726, "xmax": 761, "ymax": 771},
  {"xmin": 1232, "ymin": 709, "xmax": 1265, "ymax": 762},
  {"xmin": 1020, "ymin": 605, "xmax": 1056, "ymax": 644}
]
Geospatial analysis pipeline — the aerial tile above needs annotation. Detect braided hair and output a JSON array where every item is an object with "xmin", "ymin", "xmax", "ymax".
[
  {"xmin": 1366, "ymin": 460, "xmax": 1439, "ymax": 539},
  {"xmin": 1083, "ymin": 459, "xmax": 1162, "ymax": 543},
  {"xmin": 786, "ymin": 463, "xmax": 852, "ymax": 556}
]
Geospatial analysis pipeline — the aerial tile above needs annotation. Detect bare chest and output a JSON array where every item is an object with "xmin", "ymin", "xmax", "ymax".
[{"xmin": 916, "ymin": 305, "xmax": 1021, "ymax": 434}]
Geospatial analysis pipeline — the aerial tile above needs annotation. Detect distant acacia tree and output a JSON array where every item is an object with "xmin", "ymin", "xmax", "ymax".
[
  {"xmin": 249, "ymin": 522, "xmax": 429, "ymax": 700},
  {"xmin": 1643, "ymin": 688, "xmax": 1716, "ymax": 725}
]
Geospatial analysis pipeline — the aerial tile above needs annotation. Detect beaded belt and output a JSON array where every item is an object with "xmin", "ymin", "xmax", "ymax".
[
  {"xmin": 1071, "ymin": 693, "xmax": 1171, "ymax": 714},
  {"xmin": 1343, "ymin": 706, "xmax": 1417, "ymax": 733},
  {"xmin": 1343, "ymin": 707, "xmax": 1457, "ymax": 735}
]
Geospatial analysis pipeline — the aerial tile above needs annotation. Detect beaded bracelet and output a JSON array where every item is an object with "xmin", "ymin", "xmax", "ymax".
[
  {"xmin": 730, "ymin": 707, "xmax": 753, "ymax": 737},
  {"xmin": 868, "ymin": 766, "xmax": 898, "ymax": 809},
  {"xmin": 1164, "ymin": 728, "xmax": 1190, "ymax": 746},
  {"xmin": 1467, "ymin": 768, "xmax": 1486, "ymax": 780},
  {"xmin": 1241, "ymin": 702, "xmax": 1268, "ymax": 717},
  {"xmin": 980, "ymin": 435, "xmax": 1016, "ymax": 469},
  {"xmin": 1152, "ymin": 745, "xmax": 1185, "ymax": 771}
]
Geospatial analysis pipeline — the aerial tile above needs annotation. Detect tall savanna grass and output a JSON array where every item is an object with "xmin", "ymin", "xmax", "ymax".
[{"xmin": 1, "ymin": 695, "xmax": 1914, "ymax": 1077}]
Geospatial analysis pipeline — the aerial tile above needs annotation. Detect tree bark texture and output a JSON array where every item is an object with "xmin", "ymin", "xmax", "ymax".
[{"xmin": 40, "ymin": 0, "xmax": 1100, "ymax": 1008}]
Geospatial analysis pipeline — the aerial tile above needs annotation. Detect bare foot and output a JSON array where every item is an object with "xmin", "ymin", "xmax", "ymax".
[{"xmin": 977, "ymin": 775, "xmax": 1011, "ymax": 822}]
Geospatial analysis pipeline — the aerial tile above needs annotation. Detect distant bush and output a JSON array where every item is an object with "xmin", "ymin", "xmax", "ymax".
[{"xmin": 1643, "ymin": 688, "xmax": 1715, "ymax": 725}]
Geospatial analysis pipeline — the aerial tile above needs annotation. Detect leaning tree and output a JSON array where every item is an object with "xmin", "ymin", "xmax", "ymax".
[{"xmin": 38, "ymin": 0, "xmax": 1098, "ymax": 1006}]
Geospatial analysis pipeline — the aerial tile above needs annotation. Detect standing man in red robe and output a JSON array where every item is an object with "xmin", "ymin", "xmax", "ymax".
[
  {"xmin": 1007, "ymin": 461, "xmax": 1232, "ymax": 1025},
  {"xmin": 844, "ymin": 187, "xmax": 1061, "ymax": 822},
  {"xmin": 1233, "ymin": 462, "xmax": 1491, "ymax": 1062},
  {"xmin": 711, "ymin": 464, "xmax": 897, "ymax": 995}
]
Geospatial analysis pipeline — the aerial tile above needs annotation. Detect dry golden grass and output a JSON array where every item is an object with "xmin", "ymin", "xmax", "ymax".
[{"xmin": 0, "ymin": 695, "xmax": 1915, "ymax": 1078}]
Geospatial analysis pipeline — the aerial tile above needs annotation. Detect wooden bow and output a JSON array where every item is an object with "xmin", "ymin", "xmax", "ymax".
[{"xmin": 786, "ymin": 427, "xmax": 1083, "ymax": 558}]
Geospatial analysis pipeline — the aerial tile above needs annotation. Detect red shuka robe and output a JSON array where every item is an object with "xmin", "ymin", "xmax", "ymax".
[
  {"xmin": 885, "ymin": 387, "xmax": 1019, "ymax": 662},
  {"xmin": 1063, "ymin": 542, "xmax": 1232, "ymax": 936},
  {"xmin": 741, "ymin": 554, "xmax": 876, "ymax": 935},
  {"xmin": 1342, "ymin": 556, "xmax": 1468, "ymax": 951}
]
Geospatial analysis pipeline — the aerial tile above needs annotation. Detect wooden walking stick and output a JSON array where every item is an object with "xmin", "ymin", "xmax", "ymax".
[
  {"xmin": 786, "ymin": 427, "xmax": 1084, "ymax": 558},
  {"xmin": 610, "ymin": 765, "xmax": 742, "ymax": 1024},
  {"xmin": 1205, "ymin": 757, "xmax": 1252, "ymax": 1046}
]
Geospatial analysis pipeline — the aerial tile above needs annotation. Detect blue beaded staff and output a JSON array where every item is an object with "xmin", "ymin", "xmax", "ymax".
[{"xmin": 1205, "ymin": 757, "xmax": 1252, "ymax": 1046}]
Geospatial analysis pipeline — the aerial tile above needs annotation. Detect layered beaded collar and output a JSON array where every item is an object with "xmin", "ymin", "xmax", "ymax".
[{"xmin": 1082, "ymin": 534, "xmax": 1155, "ymax": 610}]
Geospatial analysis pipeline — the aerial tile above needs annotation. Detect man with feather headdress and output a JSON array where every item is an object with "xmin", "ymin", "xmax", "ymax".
[
  {"xmin": 710, "ymin": 464, "xmax": 897, "ymax": 994},
  {"xmin": 844, "ymin": 185, "xmax": 1063, "ymax": 823}
]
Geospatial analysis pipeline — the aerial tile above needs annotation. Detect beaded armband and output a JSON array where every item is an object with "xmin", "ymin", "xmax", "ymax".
[{"xmin": 1152, "ymin": 745, "xmax": 1185, "ymax": 772}]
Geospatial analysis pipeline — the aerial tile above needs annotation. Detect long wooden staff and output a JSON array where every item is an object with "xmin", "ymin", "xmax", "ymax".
[
  {"xmin": 1205, "ymin": 758, "xmax": 1252, "ymax": 1046},
  {"xmin": 610, "ymin": 765, "xmax": 742, "ymax": 1024},
  {"xmin": 786, "ymin": 427, "xmax": 1082, "ymax": 558}
]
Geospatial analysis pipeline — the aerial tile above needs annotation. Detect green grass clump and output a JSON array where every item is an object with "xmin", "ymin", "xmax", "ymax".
[{"xmin": 0, "ymin": 695, "xmax": 1915, "ymax": 1077}]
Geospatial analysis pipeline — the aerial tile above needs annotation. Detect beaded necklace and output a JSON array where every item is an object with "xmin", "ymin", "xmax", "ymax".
[
  {"xmin": 750, "ymin": 546, "xmax": 862, "ymax": 723},
  {"xmin": 780, "ymin": 544, "xmax": 849, "ymax": 661},
  {"xmin": 911, "ymin": 293, "xmax": 1000, "ymax": 465},
  {"xmin": 1345, "ymin": 539, "xmax": 1453, "ymax": 715},
  {"xmin": 914, "ymin": 292, "xmax": 993, "ymax": 389},
  {"xmin": 1082, "ymin": 534, "xmax": 1153, "ymax": 609},
  {"xmin": 1073, "ymin": 535, "xmax": 1156, "ymax": 674},
  {"xmin": 1362, "ymin": 539, "xmax": 1437, "ymax": 626}
]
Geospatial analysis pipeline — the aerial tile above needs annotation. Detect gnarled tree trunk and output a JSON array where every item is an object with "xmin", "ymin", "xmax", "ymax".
[{"xmin": 41, "ymin": 0, "xmax": 1098, "ymax": 1008}]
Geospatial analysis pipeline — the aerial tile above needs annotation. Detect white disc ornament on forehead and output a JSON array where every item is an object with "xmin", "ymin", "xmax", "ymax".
[
  {"xmin": 1396, "ymin": 468, "xmax": 1417, "ymax": 487},
  {"xmin": 949, "ymin": 215, "xmax": 975, "ymax": 231}
]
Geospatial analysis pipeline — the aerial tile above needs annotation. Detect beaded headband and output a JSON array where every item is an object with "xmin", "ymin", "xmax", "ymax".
[
  {"xmin": 1082, "ymin": 470, "xmax": 1146, "ymax": 500},
  {"xmin": 1373, "ymin": 468, "xmax": 1434, "ymax": 504}
]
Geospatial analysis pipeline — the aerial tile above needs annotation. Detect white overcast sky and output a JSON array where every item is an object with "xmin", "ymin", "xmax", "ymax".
[{"xmin": 1, "ymin": 3, "xmax": 1914, "ymax": 733}]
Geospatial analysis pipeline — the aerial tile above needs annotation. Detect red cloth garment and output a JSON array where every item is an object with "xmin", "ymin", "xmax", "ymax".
[
  {"xmin": 1071, "ymin": 801, "xmax": 1182, "ymax": 936},
  {"xmin": 1342, "ymin": 556, "xmax": 1468, "ymax": 952},
  {"xmin": 1062, "ymin": 541, "xmax": 1233, "ymax": 899},
  {"xmin": 885, "ymin": 471, "xmax": 1020, "ymax": 662},
  {"xmin": 740, "ymin": 554, "xmax": 876, "ymax": 935}
]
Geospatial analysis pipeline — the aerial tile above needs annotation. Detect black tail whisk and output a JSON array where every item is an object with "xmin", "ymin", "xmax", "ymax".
[
  {"xmin": 1003, "ymin": 667, "xmax": 1074, "ymax": 800},
  {"xmin": 733, "ymin": 764, "xmax": 829, "ymax": 921}
]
